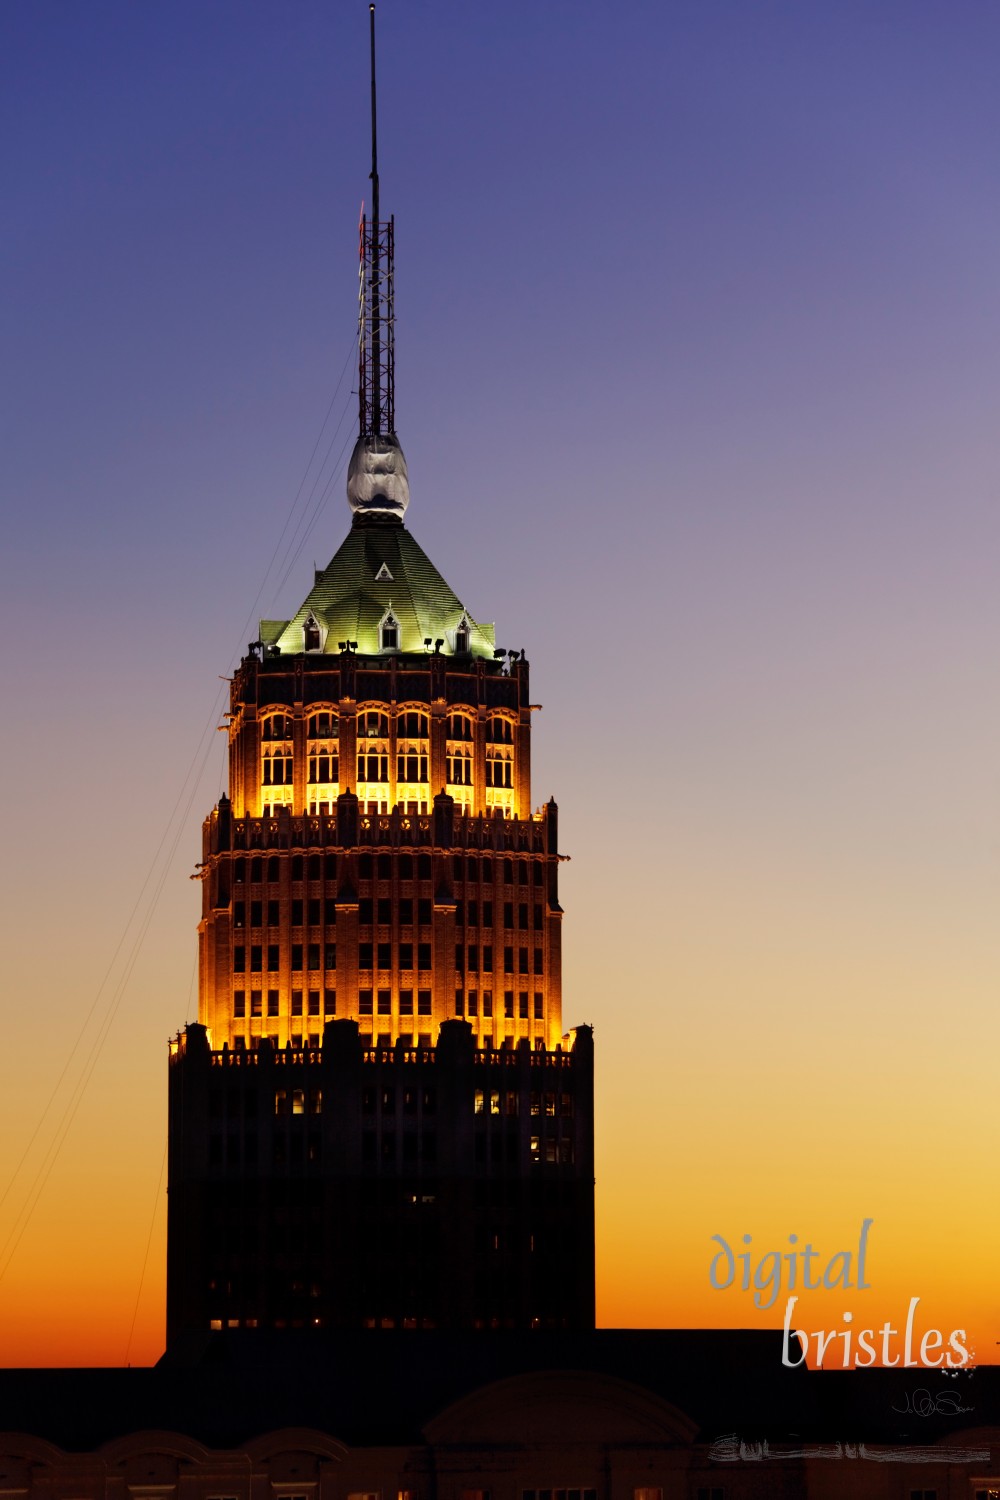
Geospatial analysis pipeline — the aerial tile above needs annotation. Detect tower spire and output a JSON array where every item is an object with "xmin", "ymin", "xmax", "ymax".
[{"xmin": 359, "ymin": 2, "xmax": 394, "ymax": 440}]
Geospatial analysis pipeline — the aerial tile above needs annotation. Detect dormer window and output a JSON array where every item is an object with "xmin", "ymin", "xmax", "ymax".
[
  {"xmin": 303, "ymin": 615, "xmax": 320, "ymax": 651},
  {"xmin": 455, "ymin": 616, "xmax": 470, "ymax": 654},
  {"xmin": 380, "ymin": 610, "xmax": 399, "ymax": 651}
]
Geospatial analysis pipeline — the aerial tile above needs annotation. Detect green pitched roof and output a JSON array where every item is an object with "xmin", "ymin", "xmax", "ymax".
[{"xmin": 261, "ymin": 520, "xmax": 495, "ymax": 659}]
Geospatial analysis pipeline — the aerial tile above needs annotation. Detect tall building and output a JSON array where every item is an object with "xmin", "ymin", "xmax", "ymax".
[{"xmin": 165, "ymin": 12, "xmax": 594, "ymax": 1345}]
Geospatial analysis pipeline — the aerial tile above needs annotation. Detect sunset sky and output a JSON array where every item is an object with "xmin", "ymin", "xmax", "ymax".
[{"xmin": 2, "ymin": 0, "xmax": 999, "ymax": 1368}]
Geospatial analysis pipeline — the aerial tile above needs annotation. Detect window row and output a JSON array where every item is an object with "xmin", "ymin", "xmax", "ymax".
[
  {"xmin": 474, "ymin": 1089, "xmax": 572, "ymax": 1117},
  {"xmin": 233, "ymin": 945, "xmax": 335, "ymax": 972},
  {"xmin": 457, "ymin": 989, "xmax": 547, "ymax": 1019},
  {"xmin": 456, "ymin": 901, "xmax": 543, "ymax": 928},
  {"xmin": 263, "ymin": 710, "xmax": 514, "ymax": 739},
  {"xmin": 234, "ymin": 899, "xmax": 337, "ymax": 927},
  {"xmin": 455, "ymin": 947, "xmax": 545, "ymax": 975},
  {"xmin": 233, "ymin": 989, "xmax": 336, "ymax": 1018},
  {"xmin": 358, "ymin": 989, "xmax": 433, "ymax": 1015},
  {"xmin": 229, "ymin": 852, "xmax": 543, "ymax": 884}
]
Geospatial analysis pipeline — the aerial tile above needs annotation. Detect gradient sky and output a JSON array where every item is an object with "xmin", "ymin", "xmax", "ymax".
[{"xmin": 2, "ymin": 0, "xmax": 999, "ymax": 1370}]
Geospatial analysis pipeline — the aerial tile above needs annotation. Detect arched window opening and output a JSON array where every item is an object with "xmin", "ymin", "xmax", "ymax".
[
  {"xmin": 307, "ymin": 710, "xmax": 339, "ymax": 813},
  {"xmin": 380, "ymin": 611, "xmax": 399, "ymax": 651},
  {"xmin": 446, "ymin": 711, "xmax": 476, "ymax": 811},
  {"xmin": 303, "ymin": 615, "xmax": 321, "ymax": 652},
  {"xmin": 396, "ymin": 707, "xmax": 429, "ymax": 809},
  {"xmin": 485, "ymin": 715, "xmax": 515, "ymax": 815},
  {"xmin": 260, "ymin": 712, "xmax": 294, "ymax": 812}
]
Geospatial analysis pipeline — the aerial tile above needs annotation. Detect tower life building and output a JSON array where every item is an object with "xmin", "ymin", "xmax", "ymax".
[{"xmin": 166, "ymin": 27, "xmax": 593, "ymax": 1343}]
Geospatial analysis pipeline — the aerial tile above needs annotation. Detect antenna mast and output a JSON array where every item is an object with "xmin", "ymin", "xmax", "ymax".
[{"xmin": 359, "ymin": 3, "xmax": 395, "ymax": 439}]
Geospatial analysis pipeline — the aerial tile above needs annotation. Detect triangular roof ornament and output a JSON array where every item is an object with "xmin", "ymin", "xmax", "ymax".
[{"xmin": 375, "ymin": 561, "xmax": 393, "ymax": 581}]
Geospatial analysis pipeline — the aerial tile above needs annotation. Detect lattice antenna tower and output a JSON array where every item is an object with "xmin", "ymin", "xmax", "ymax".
[{"xmin": 358, "ymin": 3, "xmax": 395, "ymax": 439}]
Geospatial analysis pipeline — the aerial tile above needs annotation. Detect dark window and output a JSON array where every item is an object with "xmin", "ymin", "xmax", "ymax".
[
  {"xmin": 504, "ymin": 947, "xmax": 513, "ymax": 973},
  {"xmin": 325, "ymin": 944, "xmax": 337, "ymax": 969},
  {"xmin": 503, "ymin": 859, "xmax": 513, "ymax": 883},
  {"xmin": 359, "ymin": 854, "xmax": 373, "ymax": 878},
  {"xmin": 291, "ymin": 992, "xmax": 303, "ymax": 1016},
  {"xmin": 291, "ymin": 855, "xmax": 303, "ymax": 880},
  {"xmin": 377, "ymin": 942, "xmax": 392, "ymax": 969},
  {"xmin": 234, "ymin": 946, "xmax": 246, "ymax": 973},
  {"xmin": 468, "ymin": 945, "xmax": 478, "ymax": 972},
  {"xmin": 251, "ymin": 991, "xmax": 263, "ymax": 1017},
  {"xmin": 359, "ymin": 898, "xmax": 373, "ymax": 924},
  {"xmin": 417, "ymin": 944, "xmax": 431, "ymax": 970},
  {"xmin": 399, "ymin": 854, "xmax": 413, "ymax": 878},
  {"xmin": 266, "ymin": 856, "xmax": 280, "ymax": 883},
  {"xmin": 399, "ymin": 898, "xmax": 413, "ymax": 924},
  {"xmin": 518, "ymin": 903, "xmax": 528, "ymax": 929},
  {"xmin": 325, "ymin": 853, "xmax": 338, "ymax": 877},
  {"xmin": 359, "ymin": 991, "xmax": 373, "ymax": 1015},
  {"xmin": 418, "ymin": 854, "xmax": 431, "ymax": 879},
  {"xmin": 533, "ymin": 993, "xmax": 543, "ymax": 1019},
  {"xmin": 233, "ymin": 991, "xmax": 246, "ymax": 1018},
  {"xmin": 268, "ymin": 944, "xmax": 279, "ymax": 971},
  {"xmin": 250, "ymin": 945, "xmax": 262, "ymax": 972},
  {"xmin": 504, "ymin": 991, "xmax": 514, "ymax": 1018},
  {"xmin": 292, "ymin": 945, "xmax": 303, "ymax": 970},
  {"xmin": 417, "ymin": 990, "xmax": 431, "ymax": 1015},
  {"xmin": 377, "ymin": 989, "xmax": 391, "ymax": 1014},
  {"xmin": 519, "ymin": 949, "xmax": 529, "ymax": 974},
  {"xmin": 234, "ymin": 859, "xmax": 245, "ymax": 883},
  {"xmin": 399, "ymin": 943, "xmax": 413, "ymax": 969},
  {"xmin": 308, "ymin": 943, "xmax": 320, "ymax": 970},
  {"xmin": 534, "ymin": 948, "xmax": 543, "ymax": 974},
  {"xmin": 308, "ymin": 898, "xmax": 321, "ymax": 925},
  {"xmin": 455, "ymin": 991, "xmax": 465, "ymax": 1015},
  {"xmin": 308, "ymin": 991, "xmax": 320, "ymax": 1016},
  {"xmin": 308, "ymin": 853, "xmax": 321, "ymax": 879},
  {"xmin": 483, "ymin": 990, "xmax": 493, "ymax": 1016},
  {"xmin": 359, "ymin": 943, "xmax": 373, "ymax": 969},
  {"xmin": 534, "ymin": 904, "xmax": 543, "ymax": 928},
  {"xmin": 267, "ymin": 900, "xmax": 280, "ymax": 926},
  {"xmin": 504, "ymin": 902, "xmax": 514, "ymax": 928},
  {"xmin": 399, "ymin": 989, "xmax": 413, "ymax": 1015},
  {"xmin": 291, "ymin": 899, "xmax": 303, "ymax": 926},
  {"xmin": 268, "ymin": 990, "xmax": 279, "ymax": 1016},
  {"xmin": 325, "ymin": 898, "xmax": 337, "ymax": 924},
  {"xmin": 250, "ymin": 857, "xmax": 262, "ymax": 882},
  {"xmin": 417, "ymin": 897, "xmax": 432, "ymax": 924},
  {"xmin": 483, "ymin": 900, "xmax": 493, "ymax": 925},
  {"xmin": 519, "ymin": 992, "xmax": 529, "ymax": 1019},
  {"xmin": 324, "ymin": 989, "xmax": 336, "ymax": 1014},
  {"xmin": 377, "ymin": 898, "xmax": 392, "ymax": 923},
  {"xmin": 455, "ymin": 945, "xmax": 464, "ymax": 971},
  {"xmin": 483, "ymin": 945, "xmax": 493, "ymax": 972}
]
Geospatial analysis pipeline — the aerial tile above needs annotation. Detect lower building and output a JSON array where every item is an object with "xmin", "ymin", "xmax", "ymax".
[{"xmin": 1, "ymin": 1333, "xmax": 997, "ymax": 1500}]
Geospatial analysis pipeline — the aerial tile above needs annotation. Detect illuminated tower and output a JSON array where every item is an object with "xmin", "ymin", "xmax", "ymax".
[{"xmin": 166, "ymin": 8, "xmax": 593, "ymax": 1343}]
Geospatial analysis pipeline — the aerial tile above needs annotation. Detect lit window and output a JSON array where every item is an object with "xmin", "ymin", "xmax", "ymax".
[
  {"xmin": 380, "ymin": 610, "xmax": 399, "ymax": 651},
  {"xmin": 357, "ymin": 707, "xmax": 390, "ymax": 795},
  {"xmin": 396, "ymin": 708, "xmax": 430, "ymax": 803}
]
